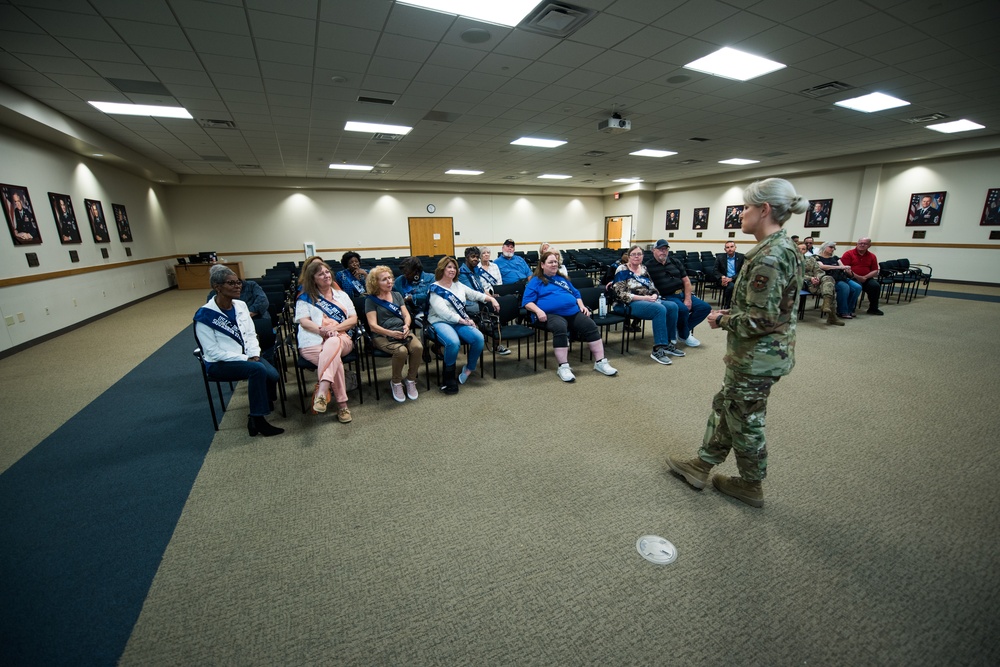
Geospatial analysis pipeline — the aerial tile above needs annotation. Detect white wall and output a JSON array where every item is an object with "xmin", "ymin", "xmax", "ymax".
[
  {"xmin": 166, "ymin": 187, "xmax": 607, "ymax": 277},
  {"xmin": 0, "ymin": 127, "xmax": 177, "ymax": 353},
  {"xmin": 650, "ymin": 155, "xmax": 1000, "ymax": 283}
]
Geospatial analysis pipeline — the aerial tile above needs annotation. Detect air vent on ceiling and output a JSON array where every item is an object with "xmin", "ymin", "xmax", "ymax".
[
  {"xmin": 688, "ymin": 137, "xmax": 710, "ymax": 142},
  {"xmin": 235, "ymin": 163, "xmax": 261, "ymax": 169},
  {"xmin": 198, "ymin": 119, "xmax": 237, "ymax": 129},
  {"xmin": 370, "ymin": 169, "xmax": 389, "ymax": 174},
  {"xmin": 197, "ymin": 155, "xmax": 231, "ymax": 162},
  {"xmin": 679, "ymin": 159, "xmax": 701, "ymax": 165},
  {"xmin": 902, "ymin": 113, "xmax": 949, "ymax": 124},
  {"xmin": 761, "ymin": 151, "xmax": 787, "ymax": 158},
  {"xmin": 106, "ymin": 78, "xmax": 173, "ymax": 96},
  {"xmin": 800, "ymin": 81, "xmax": 853, "ymax": 98},
  {"xmin": 501, "ymin": 175, "xmax": 520, "ymax": 180},
  {"xmin": 583, "ymin": 150, "xmax": 607, "ymax": 157},
  {"xmin": 357, "ymin": 95, "xmax": 396, "ymax": 105},
  {"xmin": 423, "ymin": 110, "xmax": 460, "ymax": 123},
  {"xmin": 520, "ymin": 2, "xmax": 596, "ymax": 38},
  {"xmin": 580, "ymin": 179, "xmax": 597, "ymax": 183},
  {"xmin": 373, "ymin": 133, "xmax": 405, "ymax": 141}
]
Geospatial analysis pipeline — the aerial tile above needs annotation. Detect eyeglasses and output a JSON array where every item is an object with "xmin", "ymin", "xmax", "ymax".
[{"xmin": 223, "ymin": 280, "xmax": 243, "ymax": 287}]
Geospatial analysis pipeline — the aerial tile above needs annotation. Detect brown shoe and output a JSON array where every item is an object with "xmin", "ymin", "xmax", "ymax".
[
  {"xmin": 666, "ymin": 455, "xmax": 713, "ymax": 490},
  {"xmin": 312, "ymin": 390, "xmax": 328, "ymax": 413},
  {"xmin": 337, "ymin": 407, "xmax": 352, "ymax": 423},
  {"xmin": 712, "ymin": 475, "xmax": 764, "ymax": 507}
]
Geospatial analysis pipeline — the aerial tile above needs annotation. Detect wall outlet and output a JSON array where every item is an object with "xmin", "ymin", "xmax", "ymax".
[
  {"xmin": 17, "ymin": 312, "xmax": 25, "ymax": 322},
  {"xmin": 45, "ymin": 307, "xmax": 50, "ymax": 315},
  {"xmin": 73, "ymin": 298, "xmax": 77, "ymax": 307},
  {"xmin": 4, "ymin": 316, "xmax": 14, "ymax": 327}
]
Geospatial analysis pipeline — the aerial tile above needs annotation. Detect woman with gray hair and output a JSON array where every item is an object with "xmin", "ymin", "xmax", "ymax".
[
  {"xmin": 194, "ymin": 264, "xmax": 283, "ymax": 437},
  {"xmin": 815, "ymin": 241, "xmax": 862, "ymax": 319},
  {"xmin": 667, "ymin": 177, "xmax": 806, "ymax": 508}
]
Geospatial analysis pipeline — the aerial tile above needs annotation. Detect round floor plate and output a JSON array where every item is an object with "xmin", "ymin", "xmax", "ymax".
[{"xmin": 636, "ymin": 535, "xmax": 677, "ymax": 564}]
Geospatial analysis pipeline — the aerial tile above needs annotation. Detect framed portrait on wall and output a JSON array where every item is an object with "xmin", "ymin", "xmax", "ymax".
[
  {"xmin": 805, "ymin": 199, "xmax": 832, "ymax": 228},
  {"xmin": 692, "ymin": 207, "xmax": 709, "ymax": 230},
  {"xmin": 48, "ymin": 192, "xmax": 82, "ymax": 244},
  {"xmin": 980, "ymin": 188, "xmax": 1000, "ymax": 225},
  {"xmin": 84, "ymin": 198, "xmax": 111, "ymax": 243},
  {"xmin": 2, "ymin": 183, "xmax": 42, "ymax": 245},
  {"xmin": 724, "ymin": 205, "xmax": 743, "ymax": 229},
  {"xmin": 906, "ymin": 192, "xmax": 946, "ymax": 226},
  {"xmin": 665, "ymin": 209, "xmax": 680, "ymax": 230},
  {"xmin": 112, "ymin": 203, "xmax": 133, "ymax": 242}
]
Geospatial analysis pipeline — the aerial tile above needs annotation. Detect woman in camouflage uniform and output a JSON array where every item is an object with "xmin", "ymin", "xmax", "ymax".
[{"xmin": 667, "ymin": 178, "xmax": 806, "ymax": 507}]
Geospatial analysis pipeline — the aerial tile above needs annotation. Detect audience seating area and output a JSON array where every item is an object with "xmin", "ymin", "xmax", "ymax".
[{"xmin": 213, "ymin": 248, "xmax": 930, "ymax": 415}]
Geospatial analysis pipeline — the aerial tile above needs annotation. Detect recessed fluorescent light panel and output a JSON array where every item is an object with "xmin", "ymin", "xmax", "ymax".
[
  {"xmin": 683, "ymin": 47, "xmax": 786, "ymax": 81},
  {"xmin": 834, "ymin": 92, "xmax": 909, "ymax": 113},
  {"xmin": 88, "ymin": 101, "xmax": 192, "ymax": 118},
  {"xmin": 630, "ymin": 149, "xmax": 677, "ymax": 158},
  {"xmin": 395, "ymin": 0, "xmax": 539, "ymax": 27},
  {"xmin": 446, "ymin": 169, "xmax": 484, "ymax": 175},
  {"xmin": 926, "ymin": 119, "xmax": 985, "ymax": 133},
  {"xmin": 344, "ymin": 121, "xmax": 413, "ymax": 135},
  {"xmin": 538, "ymin": 174, "xmax": 572, "ymax": 179},
  {"xmin": 719, "ymin": 158, "xmax": 760, "ymax": 165},
  {"xmin": 511, "ymin": 137, "xmax": 567, "ymax": 148},
  {"xmin": 329, "ymin": 164, "xmax": 374, "ymax": 171},
  {"xmin": 613, "ymin": 178, "xmax": 643, "ymax": 183}
]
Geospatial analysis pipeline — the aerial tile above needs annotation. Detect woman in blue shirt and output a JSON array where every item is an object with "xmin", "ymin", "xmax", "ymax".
[{"xmin": 522, "ymin": 251, "xmax": 618, "ymax": 383}]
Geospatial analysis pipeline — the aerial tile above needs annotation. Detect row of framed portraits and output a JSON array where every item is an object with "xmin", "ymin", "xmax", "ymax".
[
  {"xmin": 664, "ymin": 189, "xmax": 1000, "ymax": 230},
  {"xmin": 2, "ymin": 183, "xmax": 133, "ymax": 246}
]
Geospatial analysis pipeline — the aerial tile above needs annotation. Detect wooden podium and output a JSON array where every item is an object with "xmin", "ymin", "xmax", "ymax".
[{"xmin": 174, "ymin": 261, "xmax": 244, "ymax": 290}]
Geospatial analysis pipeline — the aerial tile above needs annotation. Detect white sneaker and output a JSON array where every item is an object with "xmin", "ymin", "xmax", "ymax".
[
  {"xmin": 593, "ymin": 358, "xmax": 618, "ymax": 376},
  {"xmin": 390, "ymin": 381, "xmax": 406, "ymax": 403},
  {"xmin": 557, "ymin": 363, "xmax": 576, "ymax": 382},
  {"xmin": 495, "ymin": 344, "xmax": 512, "ymax": 356},
  {"xmin": 404, "ymin": 379, "xmax": 419, "ymax": 400},
  {"xmin": 684, "ymin": 334, "xmax": 701, "ymax": 347}
]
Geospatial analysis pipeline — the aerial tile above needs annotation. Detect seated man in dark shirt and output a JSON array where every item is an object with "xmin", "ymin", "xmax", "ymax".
[
  {"xmin": 644, "ymin": 239, "xmax": 711, "ymax": 347},
  {"xmin": 713, "ymin": 241, "xmax": 745, "ymax": 309}
]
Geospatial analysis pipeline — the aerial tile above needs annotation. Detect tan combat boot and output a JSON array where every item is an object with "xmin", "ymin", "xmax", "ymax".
[
  {"xmin": 826, "ymin": 309, "xmax": 845, "ymax": 326},
  {"xmin": 820, "ymin": 294, "xmax": 833, "ymax": 318},
  {"xmin": 667, "ymin": 456, "xmax": 714, "ymax": 490},
  {"xmin": 712, "ymin": 475, "xmax": 764, "ymax": 507}
]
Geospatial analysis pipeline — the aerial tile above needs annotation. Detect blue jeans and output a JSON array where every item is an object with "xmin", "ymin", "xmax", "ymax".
[
  {"xmin": 615, "ymin": 299, "xmax": 678, "ymax": 346},
  {"xmin": 207, "ymin": 358, "xmax": 279, "ymax": 417},
  {"xmin": 665, "ymin": 294, "xmax": 711, "ymax": 339},
  {"xmin": 432, "ymin": 322, "xmax": 484, "ymax": 370},
  {"xmin": 836, "ymin": 280, "xmax": 862, "ymax": 315}
]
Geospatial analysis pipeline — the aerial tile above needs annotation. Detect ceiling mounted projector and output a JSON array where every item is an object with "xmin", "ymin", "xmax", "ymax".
[{"xmin": 598, "ymin": 115, "xmax": 631, "ymax": 134}]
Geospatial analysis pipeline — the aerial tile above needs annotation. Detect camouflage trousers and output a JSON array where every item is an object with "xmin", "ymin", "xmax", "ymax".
[
  {"xmin": 698, "ymin": 367, "xmax": 779, "ymax": 482},
  {"xmin": 805, "ymin": 275, "xmax": 836, "ymax": 299}
]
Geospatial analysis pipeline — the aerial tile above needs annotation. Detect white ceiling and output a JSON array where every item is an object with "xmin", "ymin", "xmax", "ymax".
[{"xmin": 0, "ymin": 0, "xmax": 998, "ymax": 189}]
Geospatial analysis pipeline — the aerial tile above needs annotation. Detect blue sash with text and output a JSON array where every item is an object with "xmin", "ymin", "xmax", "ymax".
[
  {"xmin": 430, "ymin": 284, "xmax": 469, "ymax": 320},
  {"xmin": 194, "ymin": 306, "xmax": 245, "ymax": 353}
]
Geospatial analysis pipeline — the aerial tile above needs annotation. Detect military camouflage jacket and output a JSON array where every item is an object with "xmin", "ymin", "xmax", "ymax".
[
  {"xmin": 802, "ymin": 253, "xmax": 825, "ymax": 280},
  {"xmin": 718, "ymin": 228, "xmax": 802, "ymax": 377}
]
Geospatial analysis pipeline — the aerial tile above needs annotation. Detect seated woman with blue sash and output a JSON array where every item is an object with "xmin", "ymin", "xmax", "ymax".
[
  {"xmin": 295, "ymin": 261, "xmax": 358, "ymax": 422},
  {"xmin": 194, "ymin": 264, "xmax": 283, "ymax": 437},
  {"xmin": 459, "ymin": 246, "xmax": 511, "ymax": 356},
  {"xmin": 336, "ymin": 251, "xmax": 369, "ymax": 300},
  {"xmin": 394, "ymin": 256, "xmax": 435, "ymax": 313},
  {"xmin": 608, "ymin": 244, "xmax": 685, "ymax": 365},
  {"xmin": 522, "ymin": 251, "xmax": 618, "ymax": 383},
  {"xmin": 364, "ymin": 266, "xmax": 423, "ymax": 403},
  {"xmin": 428, "ymin": 256, "xmax": 499, "ymax": 394}
]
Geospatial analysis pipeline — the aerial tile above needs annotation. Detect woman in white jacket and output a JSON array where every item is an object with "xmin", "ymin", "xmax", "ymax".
[
  {"xmin": 428, "ymin": 256, "xmax": 498, "ymax": 394},
  {"xmin": 194, "ymin": 264, "xmax": 283, "ymax": 437}
]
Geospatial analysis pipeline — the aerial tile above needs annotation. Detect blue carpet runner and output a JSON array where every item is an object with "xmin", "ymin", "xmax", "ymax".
[{"xmin": 0, "ymin": 328, "xmax": 221, "ymax": 666}]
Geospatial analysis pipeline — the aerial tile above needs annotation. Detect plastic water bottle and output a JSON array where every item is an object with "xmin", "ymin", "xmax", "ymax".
[{"xmin": 598, "ymin": 292, "xmax": 607, "ymax": 318}]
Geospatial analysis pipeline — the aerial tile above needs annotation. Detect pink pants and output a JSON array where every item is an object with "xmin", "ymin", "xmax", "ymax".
[{"xmin": 299, "ymin": 332, "xmax": 354, "ymax": 404}]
